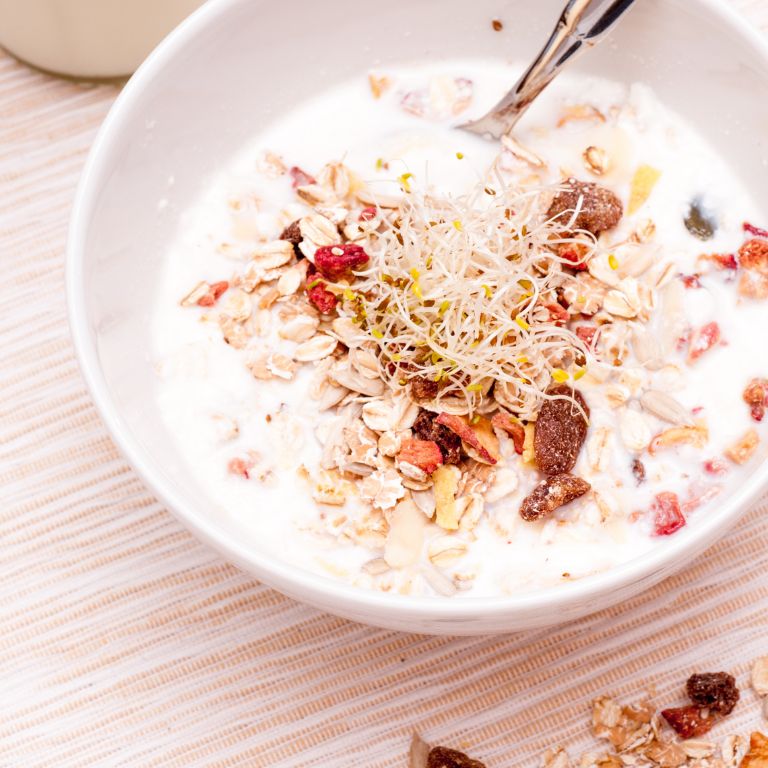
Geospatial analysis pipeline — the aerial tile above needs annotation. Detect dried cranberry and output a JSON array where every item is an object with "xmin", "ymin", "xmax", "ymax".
[
  {"xmin": 743, "ymin": 378, "xmax": 768, "ymax": 422},
  {"xmin": 651, "ymin": 492, "xmax": 685, "ymax": 536},
  {"xmin": 661, "ymin": 705, "xmax": 716, "ymax": 738},
  {"xmin": 359, "ymin": 206, "xmax": 377, "ymax": 221},
  {"xmin": 708, "ymin": 253, "xmax": 739, "ymax": 271},
  {"xmin": 575, "ymin": 325, "xmax": 597, "ymax": 347},
  {"xmin": 412, "ymin": 410, "xmax": 462, "ymax": 464},
  {"xmin": 289, "ymin": 166, "xmax": 315, "ymax": 188},
  {"xmin": 744, "ymin": 221, "xmax": 768, "ymax": 239},
  {"xmin": 314, "ymin": 243, "xmax": 370, "ymax": 281},
  {"xmin": 686, "ymin": 672, "xmax": 740, "ymax": 715},
  {"xmin": 306, "ymin": 281, "xmax": 338, "ymax": 314},
  {"xmin": 680, "ymin": 273, "xmax": 702, "ymax": 289}
]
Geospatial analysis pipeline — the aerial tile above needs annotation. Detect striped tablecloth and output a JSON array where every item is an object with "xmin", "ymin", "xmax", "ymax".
[{"xmin": 2, "ymin": 2, "xmax": 768, "ymax": 765}]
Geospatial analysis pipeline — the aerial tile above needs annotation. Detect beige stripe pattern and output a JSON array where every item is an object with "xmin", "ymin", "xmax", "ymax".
[{"xmin": 2, "ymin": 2, "xmax": 768, "ymax": 765}]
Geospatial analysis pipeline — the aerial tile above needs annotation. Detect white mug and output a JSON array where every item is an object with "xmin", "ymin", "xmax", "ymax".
[{"xmin": 0, "ymin": 0, "xmax": 205, "ymax": 78}]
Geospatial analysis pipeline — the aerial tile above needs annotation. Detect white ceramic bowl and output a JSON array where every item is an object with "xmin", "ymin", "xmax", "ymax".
[{"xmin": 68, "ymin": 0, "xmax": 768, "ymax": 635}]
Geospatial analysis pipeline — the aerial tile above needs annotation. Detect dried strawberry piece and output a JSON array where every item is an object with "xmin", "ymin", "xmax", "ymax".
[
  {"xmin": 197, "ymin": 280, "xmax": 229, "ymax": 307},
  {"xmin": 739, "ymin": 239, "xmax": 768, "ymax": 274},
  {"xmin": 707, "ymin": 252, "xmax": 739, "ymax": 271},
  {"xmin": 686, "ymin": 671, "xmax": 740, "ymax": 715},
  {"xmin": 632, "ymin": 458, "xmax": 646, "ymax": 485},
  {"xmin": 306, "ymin": 281, "xmax": 338, "ymax": 314},
  {"xmin": 547, "ymin": 178, "xmax": 623, "ymax": 235},
  {"xmin": 743, "ymin": 378, "xmax": 768, "ymax": 421},
  {"xmin": 359, "ymin": 206, "xmax": 377, "ymax": 221},
  {"xmin": 427, "ymin": 746, "xmax": 486, "ymax": 768},
  {"xmin": 397, "ymin": 438, "xmax": 444, "ymax": 474},
  {"xmin": 661, "ymin": 705, "xmax": 716, "ymax": 738},
  {"xmin": 519, "ymin": 472, "xmax": 591, "ymax": 521},
  {"xmin": 703, "ymin": 458, "xmax": 729, "ymax": 475},
  {"xmin": 744, "ymin": 221, "xmax": 768, "ymax": 239},
  {"xmin": 544, "ymin": 302, "xmax": 569, "ymax": 324},
  {"xmin": 687, "ymin": 321, "xmax": 721, "ymax": 364},
  {"xmin": 491, "ymin": 411, "xmax": 525, "ymax": 454},
  {"xmin": 289, "ymin": 166, "xmax": 315, "ymax": 188},
  {"xmin": 651, "ymin": 491, "xmax": 685, "ymax": 536},
  {"xmin": 412, "ymin": 410, "xmax": 462, "ymax": 464},
  {"xmin": 558, "ymin": 242, "xmax": 590, "ymax": 271},
  {"xmin": 680, "ymin": 273, "xmax": 702, "ymax": 289},
  {"xmin": 575, "ymin": 325, "xmax": 597, "ymax": 347},
  {"xmin": 227, "ymin": 457, "xmax": 252, "ymax": 479},
  {"xmin": 533, "ymin": 384, "xmax": 590, "ymax": 475},
  {"xmin": 314, "ymin": 243, "xmax": 370, "ymax": 281}
]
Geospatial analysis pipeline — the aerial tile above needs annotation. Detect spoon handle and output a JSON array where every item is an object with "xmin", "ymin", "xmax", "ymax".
[{"xmin": 462, "ymin": 0, "xmax": 638, "ymax": 139}]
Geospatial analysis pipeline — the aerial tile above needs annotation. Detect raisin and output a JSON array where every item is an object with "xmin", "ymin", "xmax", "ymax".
[
  {"xmin": 547, "ymin": 178, "xmax": 623, "ymax": 235},
  {"xmin": 662, "ymin": 706, "xmax": 716, "ymax": 738},
  {"xmin": 631, "ymin": 458, "xmax": 646, "ymax": 485},
  {"xmin": 279, "ymin": 219, "xmax": 303, "ymax": 256},
  {"xmin": 314, "ymin": 243, "xmax": 369, "ymax": 281},
  {"xmin": 412, "ymin": 410, "xmax": 462, "ymax": 464},
  {"xmin": 397, "ymin": 438, "xmax": 444, "ymax": 474},
  {"xmin": 427, "ymin": 746, "xmax": 486, "ymax": 768},
  {"xmin": 686, "ymin": 672, "xmax": 740, "ymax": 715},
  {"xmin": 744, "ymin": 378, "xmax": 768, "ymax": 422},
  {"xmin": 410, "ymin": 376, "xmax": 441, "ymax": 401},
  {"xmin": 519, "ymin": 472, "xmax": 591, "ymax": 522},
  {"xmin": 684, "ymin": 201, "xmax": 716, "ymax": 240},
  {"xmin": 533, "ymin": 384, "xmax": 590, "ymax": 474}
]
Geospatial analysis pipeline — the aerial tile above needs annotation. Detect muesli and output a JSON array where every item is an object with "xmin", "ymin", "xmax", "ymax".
[{"xmin": 154, "ymin": 61, "xmax": 768, "ymax": 596}]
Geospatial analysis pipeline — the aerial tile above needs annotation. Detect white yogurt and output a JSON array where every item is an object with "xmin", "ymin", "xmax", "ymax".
[{"xmin": 152, "ymin": 62, "xmax": 768, "ymax": 598}]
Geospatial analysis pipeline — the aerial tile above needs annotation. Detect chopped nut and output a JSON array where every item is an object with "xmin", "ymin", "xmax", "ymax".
[{"xmin": 520, "ymin": 473, "xmax": 591, "ymax": 521}]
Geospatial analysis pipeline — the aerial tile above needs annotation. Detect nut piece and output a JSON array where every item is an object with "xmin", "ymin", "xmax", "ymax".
[
  {"xmin": 519, "ymin": 473, "xmax": 591, "ymax": 522},
  {"xmin": 686, "ymin": 672, "xmax": 739, "ymax": 715},
  {"xmin": 725, "ymin": 429, "xmax": 760, "ymax": 465},
  {"xmin": 546, "ymin": 177, "xmax": 623, "ymax": 235},
  {"xmin": 426, "ymin": 746, "xmax": 486, "ymax": 768},
  {"xmin": 534, "ymin": 384, "xmax": 590, "ymax": 474},
  {"xmin": 752, "ymin": 657, "xmax": 768, "ymax": 696}
]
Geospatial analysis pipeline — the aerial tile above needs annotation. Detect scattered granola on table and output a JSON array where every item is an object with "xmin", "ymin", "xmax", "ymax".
[{"xmin": 154, "ymin": 61, "xmax": 768, "ymax": 596}]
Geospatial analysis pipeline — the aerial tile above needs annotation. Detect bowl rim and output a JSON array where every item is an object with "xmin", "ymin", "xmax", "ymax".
[{"xmin": 67, "ymin": 0, "xmax": 768, "ymax": 624}]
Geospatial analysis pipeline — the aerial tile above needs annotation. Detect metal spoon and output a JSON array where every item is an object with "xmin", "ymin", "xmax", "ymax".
[{"xmin": 461, "ymin": 0, "xmax": 639, "ymax": 139}]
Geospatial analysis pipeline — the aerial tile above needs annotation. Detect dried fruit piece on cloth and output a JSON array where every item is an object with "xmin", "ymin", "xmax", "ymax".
[
  {"xmin": 686, "ymin": 672, "xmax": 740, "ymax": 715},
  {"xmin": 741, "ymin": 733, "xmax": 768, "ymax": 768},
  {"xmin": 547, "ymin": 177, "xmax": 623, "ymax": 235},
  {"xmin": 520, "ymin": 472, "xmax": 591, "ymax": 521},
  {"xmin": 661, "ymin": 705, "xmax": 716, "ymax": 739},
  {"xmin": 534, "ymin": 384, "xmax": 590, "ymax": 474},
  {"xmin": 426, "ymin": 746, "xmax": 486, "ymax": 768}
]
